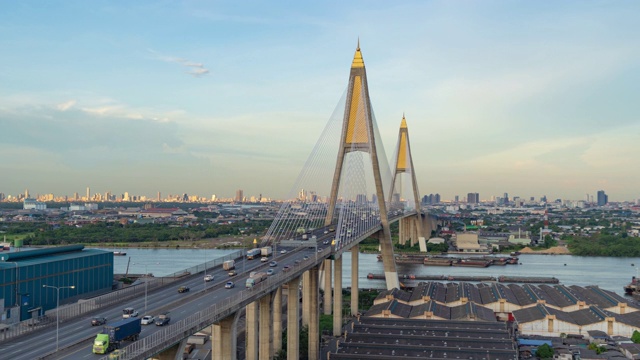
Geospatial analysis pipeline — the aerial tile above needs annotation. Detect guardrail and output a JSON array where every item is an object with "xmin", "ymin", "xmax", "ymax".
[
  {"xmin": 101, "ymin": 247, "xmax": 332, "ymax": 360},
  {"xmin": 0, "ymin": 250, "xmax": 243, "ymax": 343}
]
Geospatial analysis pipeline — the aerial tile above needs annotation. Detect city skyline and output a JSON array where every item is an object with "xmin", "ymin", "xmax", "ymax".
[{"xmin": 1, "ymin": 2, "xmax": 639, "ymax": 201}]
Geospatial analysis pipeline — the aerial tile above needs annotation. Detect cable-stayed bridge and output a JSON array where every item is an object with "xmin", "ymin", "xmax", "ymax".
[
  {"xmin": 5, "ymin": 44, "xmax": 430, "ymax": 360},
  {"xmin": 124, "ymin": 42, "xmax": 428, "ymax": 360}
]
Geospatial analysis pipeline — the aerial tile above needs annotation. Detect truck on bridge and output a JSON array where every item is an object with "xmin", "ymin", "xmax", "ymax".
[
  {"xmin": 92, "ymin": 317, "xmax": 142, "ymax": 354},
  {"xmin": 260, "ymin": 247, "xmax": 273, "ymax": 257},
  {"xmin": 245, "ymin": 272, "xmax": 267, "ymax": 288},
  {"xmin": 246, "ymin": 248, "xmax": 261, "ymax": 260},
  {"xmin": 223, "ymin": 259, "xmax": 235, "ymax": 270}
]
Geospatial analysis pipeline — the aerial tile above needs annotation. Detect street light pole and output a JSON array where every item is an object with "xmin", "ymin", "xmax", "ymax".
[
  {"xmin": 133, "ymin": 262, "xmax": 151, "ymax": 315},
  {"xmin": 43, "ymin": 284, "xmax": 75, "ymax": 353}
]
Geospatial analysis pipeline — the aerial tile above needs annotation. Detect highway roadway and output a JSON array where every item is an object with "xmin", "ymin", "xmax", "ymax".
[
  {"xmin": 3, "ymin": 214, "xmax": 413, "ymax": 359},
  {"xmin": 1, "ymin": 245, "xmax": 321, "ymax": 360}
]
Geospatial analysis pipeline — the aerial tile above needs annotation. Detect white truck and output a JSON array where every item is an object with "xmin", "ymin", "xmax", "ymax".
[
  {"xmin": 245, "ymin": 272, "xmax": 267, "ymax": 288},
  {"xmin": 260, "ymin": 247, "xmax": 273, "ymax": 257},
  {"xmin": 223, "ymin": 260, "xmax": 235, "ymax": 271}
]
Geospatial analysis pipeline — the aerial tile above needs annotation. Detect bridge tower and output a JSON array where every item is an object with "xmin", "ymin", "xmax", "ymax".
[
  {"xmin": 324, "ymin": 42, "xmax": 399, "ymax": 290},
  {"xmin": 390, "ymin": 115, "xmax": 426, "ymax": 247}
]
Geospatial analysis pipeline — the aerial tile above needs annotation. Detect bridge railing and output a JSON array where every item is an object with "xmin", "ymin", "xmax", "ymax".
[
  {"xmin": 0, "ymin": 250, "xmax": 243, "ymax": 343},
  {"xmin": 102, "ymin": 247, "xmax": 332, "ymax": 360}
]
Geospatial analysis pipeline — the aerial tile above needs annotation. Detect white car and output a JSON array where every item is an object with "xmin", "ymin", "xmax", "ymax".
[
  {"xmin": 261, "ymin": 257, "xmax": 269, "ymax": 262},
  {"xmin": 204, "ymin": 274, "xmax": 214, "ymax": 282},
  {"xmin": 280, "ymin": 249, "xmax": 287, "ymax": 254},
  {"xmin": 141, "ymin": 315, "xmax": 155, "ymax": 325}
]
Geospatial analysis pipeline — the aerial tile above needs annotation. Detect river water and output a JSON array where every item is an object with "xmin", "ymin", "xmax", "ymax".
[{"xmin": 101, "ymin": 248, "xmax": 640, "ymax": 297}]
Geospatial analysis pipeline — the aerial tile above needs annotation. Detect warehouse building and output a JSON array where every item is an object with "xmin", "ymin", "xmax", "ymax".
[{"xmin": 0, "ymin": 245, "xmax": 113, "ymax": 322}]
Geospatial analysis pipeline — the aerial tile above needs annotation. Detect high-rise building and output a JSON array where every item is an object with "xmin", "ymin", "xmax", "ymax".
[
  {"xmin": 503, "ymin": 192, "xmax": 509, "ymax": 204},
  {"xmin": 467, "ymin": 193, "xmax": 479, "ymax": 204},
  {"xmin": 25, "ymin": 189, "xmax": 30, "ymax": 199},
  {"xmin": 157, "ymin": 192, "xmax": 161, "ymax": 202},
  {"xmin": 454, "ymin": 195, "xmax": 459, "ymax": 203},
  {"xmin": 597, "ymin": 190, "xmax": 608, "ymax": 206},
  {"xmin": 235, "ymin": 189, "xmax": 243, "ymax": 202},
  {"xmin": 86, "ymin": 187, "xmax": 90, "ymax": 200}
]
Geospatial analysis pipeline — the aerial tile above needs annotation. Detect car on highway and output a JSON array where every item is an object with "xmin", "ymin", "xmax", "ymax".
[
  {"xmin": 283, "ymin": 265, "xmax": 291, "ymax": 272},
  {"xmin": 225, "ymin": 281, "xmax": 235, "ymax": 289},
  {"xmin": 122, "ymin": 307, "xmax": 138, "ymax": 318},
  {"xmin": 303, "ymin": 255, "xmax": 309, "ymax": 261},
  {"xmin": 269, "ymin": 261, "xmax": 278, "ymax": 267},
  {"xmin": 295, "ymin": 259, "xmax": 301, "ymax": 265},
  {"xmin": 280, "ymin": 249, "xmax": 287, "ymax": 254},
  {"xmin": 91, "ymin": 317, "xmax": 107, "ymax": 326},
  {"xmin": 318, "ymin": 248, "xmax": 323, "ymax": 252},
  {"xmin": 155, "ymin": 313, "xmax": 170, "ymax": 326},
  {"xmin": 141, "ymin": 315, "xmax": 155, "ymax": 325},
  {"xmin": 204, "ymin": 274, "xmax": 214, "ymax": 282},
  {"xmin": 178, "ymin": 286, "xmax": 190, "ymax": 293},
  {"xmin": 261, "ymin": 257, "xmax": 269, "ymax": 262},
  {"xmin": 266, "ymin": 269, "xmax": 275, "ymax": 276},
  {"xmin": 323, "ymin": 240, "xmax": 330, "ymax": 245},
  {"xmin": 108, "ymin": 349, "xmax": 126, "ymax": 360},
  {"xmin": 228, "ymin": 270, "xmax": 237, "ymax": 276}
]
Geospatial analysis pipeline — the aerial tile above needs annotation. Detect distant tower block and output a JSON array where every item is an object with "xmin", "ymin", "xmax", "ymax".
[
  {"xmin": 324, "ymin": 41, "xmax": 399, "ymax": 290},
  {"xmin": 389, "ymin": 115, "xmax": 426, "ymax": 247}
]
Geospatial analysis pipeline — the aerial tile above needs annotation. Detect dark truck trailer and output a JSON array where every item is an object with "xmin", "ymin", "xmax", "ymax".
[{"xmin": 93, "ymin": 317, "xmax": 142, "ymax": 354}]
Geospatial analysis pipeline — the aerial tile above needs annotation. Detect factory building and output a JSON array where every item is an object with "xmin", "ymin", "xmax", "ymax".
[{"xmin": 0, "ymin": 245, "xmax": 113, "ymax": 322}]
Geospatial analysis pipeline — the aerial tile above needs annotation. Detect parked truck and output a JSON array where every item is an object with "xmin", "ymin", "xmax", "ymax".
[
  {"xmin": 246, "ymin": 248, "xmax": 261, "ymax": 260},
  {"xmin": 223, "ymin": 259, "xmax": 236, "ymax": 271},
  {"xmin": 92, "ymin": 317, "xmax": 142, "ymax": 354},
  {"xmin": 260, "ymin": 247, "xmax": 273, "ymax": 257},
  {"xmin": 245, "ymin": 272, "xmax": 268, "ymax": 288}
]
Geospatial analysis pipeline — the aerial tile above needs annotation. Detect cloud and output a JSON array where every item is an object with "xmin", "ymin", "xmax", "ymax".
[
  {"xmin": 56, "ymin": 100, "xmax": 76, "ymax": 111},
  {"xmin": 148, "ymin": 49, "xmax": 210, "ymax": 78}
]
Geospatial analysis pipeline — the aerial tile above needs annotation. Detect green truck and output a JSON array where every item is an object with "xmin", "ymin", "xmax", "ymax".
[{"xmin": 92, "ymin": 317, "xmax": 142, "ymax": 354}]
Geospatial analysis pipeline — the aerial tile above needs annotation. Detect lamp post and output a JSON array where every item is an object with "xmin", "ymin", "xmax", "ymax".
[
  {"xmin": 133, "ymin": 262, "xmax": 151, "ymax": 315},
  {"xmin": 203, "ymin": 251, "xmax": 208, "ymax": 292},
  {"xmin": 42, "ymin": 284, "xmax": 75, "ymax": 353}
]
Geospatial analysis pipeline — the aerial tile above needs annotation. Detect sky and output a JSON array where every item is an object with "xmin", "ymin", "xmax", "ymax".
[{"xmin": 1, "ymin": 1, "xmax": 639, "ymax": 202}]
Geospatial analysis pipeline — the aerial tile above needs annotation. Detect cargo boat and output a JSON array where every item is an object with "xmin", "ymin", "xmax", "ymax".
[
  {"xmin": 452, "ymin": 258, "xmax": 492, "ymax": 267},
  {"xmin": 623, "ymin": 276, "xmax": 638, "ymax": 295},
  {"xmin": 424, "ymin": 257, "xmax": 453, "ymax": 266}
]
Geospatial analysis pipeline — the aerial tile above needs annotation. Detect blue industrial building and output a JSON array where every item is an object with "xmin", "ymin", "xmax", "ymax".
[{"xmin": 0, "ymin": 245, "xmax": 113, "ymax": 321}]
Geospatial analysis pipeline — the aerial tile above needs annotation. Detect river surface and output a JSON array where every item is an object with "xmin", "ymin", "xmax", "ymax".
[{"xmin": 100, "ymin": 248, "xmax": 640, "ymax": 297}]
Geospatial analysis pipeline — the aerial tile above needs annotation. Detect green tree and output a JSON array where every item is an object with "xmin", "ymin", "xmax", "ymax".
[
  {"xmin": 536, "ymin": 343, "xmax": 554, "ymax": 358},
  {"xmin": 632, "ymin": 330, "xmax": 640, "ymax": 343}
]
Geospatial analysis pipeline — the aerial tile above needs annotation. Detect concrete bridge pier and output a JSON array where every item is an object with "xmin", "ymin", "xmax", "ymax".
[
  {"xmin": 273, "ymin": 287, "xmax": 282, "ymax": 356},
  {"xmin": 246, "ymin": 300, "xmax": 259, "ymax": 360},
  {"xmin": 212, "ymin": 311, "xmax": 240, "ymax": 360},
  {"xmin": 308, "ymin": 265, "xmax": 320, "ymax": 360},
  {"xmin": 302, "ymin": 271, "xmax": 310, "ymax": 327},
  {"xmin": 259, "ymin": 293, "xmax": 274, "ymax": 360},
  {"xmin": 351, "ymin": 245, "xmax": 359, "ymax": 315},
  {"xmin": 333, "ymin": 255, "xmax": 342, "ymax": 337},
  {"xmin": 323, "ymin": 259, "xmax": 332, "ymax": 315},
  {"xmin": 287, "ymin": 276, "xmax": 301, "ymax": 360}
]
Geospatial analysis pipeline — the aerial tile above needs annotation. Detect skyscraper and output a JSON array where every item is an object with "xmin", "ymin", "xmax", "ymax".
[
  {"xmin": 597, "ymin": 190, "xmax": 608, "ymax": 206},
  {"xmin": 86, "ymin": 187, "xmax": 90, "ymax": 200},
  {"xmin": 467, "ymin": 193, "xmax": 480, "ymax": 204},
  {"xmin": 235, "ymin": 189, "xmax": 243, "ymax": 202}
]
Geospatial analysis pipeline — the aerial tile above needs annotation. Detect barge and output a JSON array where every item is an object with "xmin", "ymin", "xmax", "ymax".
[{"xmin": 367, "ymin": 273, "xmax": 559, "ymax": 284}]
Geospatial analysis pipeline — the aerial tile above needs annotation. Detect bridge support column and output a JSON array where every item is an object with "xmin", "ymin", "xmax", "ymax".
[
  {"xmin": 323, "ymin": 259, "xmax": 332, "ymax": 315},
  {"xmin": 259, "ymin": 294, "xmax": 273, "ymax": 360},
  {"xmin": 351, "ymin": 245, "xmax": 359, "ymax": 315},
  {"xmin": 212, "ymin": 311, "xmax": 240, "ymax": 360},
  {"xmin": 302, "ymin": 270, "xmax": 310, "ymax": 327},
  {"xmin": 309, "ymin": 265, "xmax": 320, "ymax": 360},
  {"xmin": 246, "ymin": 300, "xmax": 259, "ymax": 360},
  {"xmin": 287, "ymin": 277, "xmax": 301, "ymax": 360},
  {"xmin": 333, "ymin": 255, "xmax": 342, "ymax": 337},
  {"xmin": 273, "ymin": 287, "xmax": 282, "ymax": 356}
]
